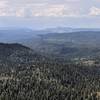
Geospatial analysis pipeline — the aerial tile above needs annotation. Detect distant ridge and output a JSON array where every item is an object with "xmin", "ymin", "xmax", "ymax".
[{"xmin": 0, "ymin": 43, "xmax": 42, "ymax": 63}]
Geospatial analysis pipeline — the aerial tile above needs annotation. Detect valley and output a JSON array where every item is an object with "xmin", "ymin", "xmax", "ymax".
[{"xmin": 0, "ymin": 29, "xmax": 100, "ymax": 99}]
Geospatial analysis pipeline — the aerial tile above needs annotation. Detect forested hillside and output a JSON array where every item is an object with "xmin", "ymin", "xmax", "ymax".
[
  {"xmin": 0, "ymin": 43, "xmax": 44, "ymax": 63},
  {"xmin": 0, "ymin": 43, "xmax": 100, "ymax": 100},
  {"xmin": 21, "ymin": 31, "xmax": 100, "ymax": 59}
]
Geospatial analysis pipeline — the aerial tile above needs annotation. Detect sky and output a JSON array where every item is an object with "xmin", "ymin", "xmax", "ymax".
[{"xmin": 0, "ymin": 0, "xmax": 100, "ymax": 29}]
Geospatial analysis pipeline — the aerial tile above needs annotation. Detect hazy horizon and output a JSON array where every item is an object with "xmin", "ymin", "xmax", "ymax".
[{"xmin": 0, "ymin": 0, "xmax": 100, "ymax": 29}]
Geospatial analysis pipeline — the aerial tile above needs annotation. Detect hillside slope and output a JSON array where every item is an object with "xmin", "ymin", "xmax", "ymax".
[
  {"xmin": 22, "ymin": 31, "xmax": 100, "ymax": 58},
  {"xmin": 0, "ymin": 43, "xmax": 42, "ymax": 63}
]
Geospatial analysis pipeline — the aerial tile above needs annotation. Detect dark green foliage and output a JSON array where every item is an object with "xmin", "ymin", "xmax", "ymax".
[
  {"xmin": 0, "ymin": 59, "xmax": 100, "ymax": 100},
  {"xmin": 0, "ymin": 43, "xmax": 100, "ymax": 100},
  {"xmin": 0, "ymin": 43, "xmax": 44, "ymax": 63}
]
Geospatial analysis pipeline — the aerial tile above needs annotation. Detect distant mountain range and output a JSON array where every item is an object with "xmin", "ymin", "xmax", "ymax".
[
  {"xmin": 1, "ymin": 27, "xmax": 100, "ymax": 42},
  {"xmin": 0, "ymin": 28, "xmax": 34, "ymax": 43},
  {"xmin": 1, "ymin": 27, "xmax": 100, "ymax": 58},
  {"xmin": 36, "ymin": 27, "xmax": 100, "ymax": 34},
  {"xmin": 21, "ymin": 31, "xmax": 100, "ymax": 58}
]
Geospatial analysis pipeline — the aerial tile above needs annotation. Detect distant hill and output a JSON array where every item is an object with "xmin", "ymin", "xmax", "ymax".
[
  {"xmin": 0, "ymin": 27, "xmax": 100, "ymax": 43},
  {"xmin": 40, "ymin": 31, "xmax": 100, "ymax": 47},
  {"xmin": 1, "ymin": 27, "xmax": 100, "ymax": 43},
  {"xmin": 0, "ymin": 43, "xmax": 42, "ymax": 63},
  {"xmin": 1, "ymin": 28, "xmax": 100, "ymax": 58},
  {"xmin": 0, "ymin": 28, "xmax": 35, "ymax": 43},
  {"xmin": 21, "ymin": 31, "xmax": 100, "ymax": 58},
  {"xmin": 29, "ymin": 27, "xmax": 100, "ymax": 34}
]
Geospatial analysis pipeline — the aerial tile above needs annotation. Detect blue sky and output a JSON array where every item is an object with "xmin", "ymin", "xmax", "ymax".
[{"xmin": 0, "ymin": 0, "xmax": 100, "ymax": 29}]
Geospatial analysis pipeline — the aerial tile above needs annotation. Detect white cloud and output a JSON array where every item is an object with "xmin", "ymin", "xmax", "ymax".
[
  {"xmin": 32, "ymin": 5, "xmax": 65, "ymax": 17},
  {"xmin": 0, "ymin": 0, "xmax": 96, "ymax": 18},
  {"xmin": 0, "ymin": 1, "xmax": 79, "ymax": 17},
  {"xmin": 65, "ymin": 0, "xmax": 80, "ymax": 2},
  {"xmin": 0, "ymin": 1, "xmax": 8, "ymax": 8},
  {"xmin": 89, "ymin": 7, "xmax": 100, "ymax": 16},
  {"xmin": 15, "ymin": 8, "xmax": 25, "ymax": 17},
  {"xmin": 31, "ymin": 4, "xmax": 79, "ymax": 17}
]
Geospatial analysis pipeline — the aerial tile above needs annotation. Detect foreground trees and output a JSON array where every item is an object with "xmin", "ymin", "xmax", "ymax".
[{"xmin": 0, "ymin": 59, "xmax": 100, "ymax": 100}]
